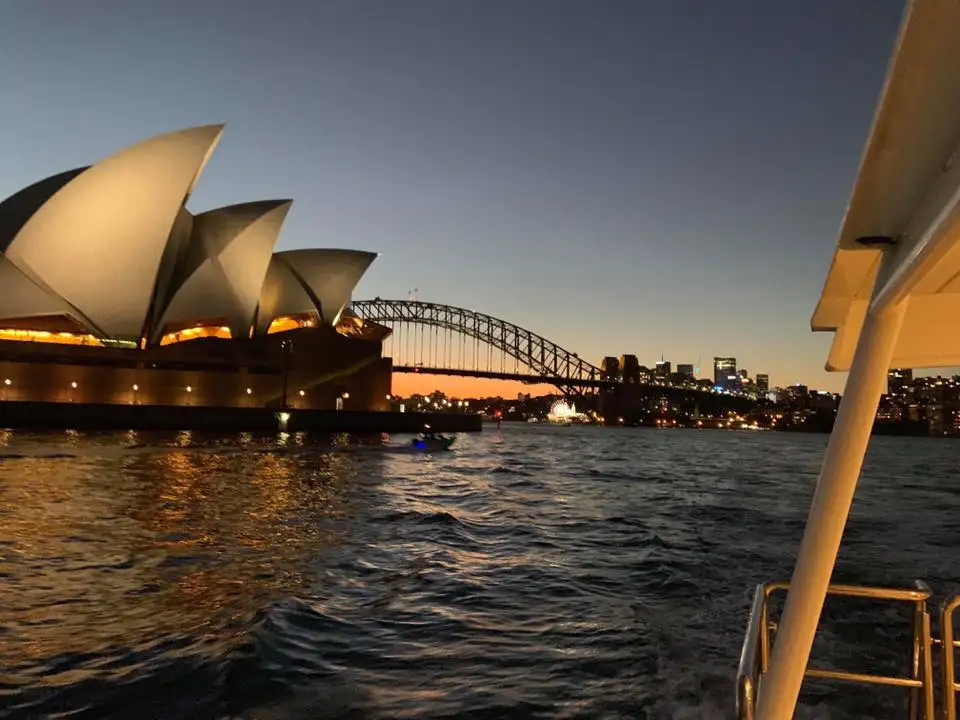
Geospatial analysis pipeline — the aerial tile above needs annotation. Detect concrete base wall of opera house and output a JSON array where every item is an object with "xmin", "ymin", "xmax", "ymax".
[
  {"xmin": 0, "ymin": 325, "xmax": 483, "ymax": 432},
  {"xmin": 0, "ymin": 326, "xmax": 386, "ymax": 408}
]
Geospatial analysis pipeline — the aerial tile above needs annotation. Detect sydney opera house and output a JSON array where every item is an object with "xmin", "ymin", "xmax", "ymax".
[{"xmin": 0, "ymin": 125, "xmax": 392, "ymax": 411}]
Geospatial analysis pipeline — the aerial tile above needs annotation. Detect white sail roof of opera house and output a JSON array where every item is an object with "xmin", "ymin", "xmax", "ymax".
[
  {"xmin": 255, "ymin": 249, "xmax": 378, "ymax": 335},
  {"xmin": 152, "ymin": 200, "xmax": 294, "ymax": 343},
  {"xmin": 811, "ymin": 0, "xmax": 960, "ymax": 371},
  {"xmin": 0, "ymin": 125, "xmax": 379, "ymax": 346}
]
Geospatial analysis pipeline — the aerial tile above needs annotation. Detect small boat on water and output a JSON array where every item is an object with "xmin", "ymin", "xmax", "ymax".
[
  {"xmin": 410, "ymin": 434, "xmax": 456, "ymax": 452},
  {"xmin": 736, "ymin": 3, "xmax": 960, "ymax": 718}
]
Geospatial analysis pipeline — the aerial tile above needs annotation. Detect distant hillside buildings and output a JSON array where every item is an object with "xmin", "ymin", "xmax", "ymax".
[{"xmin": 880, "ymin": 368, "xmax": 960, "ymax": 435}]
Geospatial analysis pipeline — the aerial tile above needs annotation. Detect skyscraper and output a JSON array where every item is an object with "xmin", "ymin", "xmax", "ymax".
[
  {"xmin": 714, "ymin": 357, "xmax": 737, "ymax": 388},
  {"xmin": 676, "ymin": 363, "xmax": 695, "ymax": 378},
  {"xmin": 756, "ymin": 373, "xmax": 770, "ymax": 395},
  {"xmin": 655, "ymin": 359, "xmax": 671, "ymax": 380}
]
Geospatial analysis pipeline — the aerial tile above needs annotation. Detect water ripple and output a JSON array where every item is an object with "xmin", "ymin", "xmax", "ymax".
[{"xmin": 0, "ymin": 426, "xmax": 955, "ymax": 718}]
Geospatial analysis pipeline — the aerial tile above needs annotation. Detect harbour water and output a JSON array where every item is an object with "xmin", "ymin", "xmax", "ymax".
[{"xmin": 1, "ymin": 425, "xmax": 958, "ymax": 718}]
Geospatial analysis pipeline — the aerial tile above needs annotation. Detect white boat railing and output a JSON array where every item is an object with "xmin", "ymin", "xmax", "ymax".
[{"xmin": 736, "ymin": 580, "xmax": 939, "ymax": 720}]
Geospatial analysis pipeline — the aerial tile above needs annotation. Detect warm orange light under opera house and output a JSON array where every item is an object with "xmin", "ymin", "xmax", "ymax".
[
  {"xmin": 11, "ymin": 315, "xmax": 327, "ymax": 349},
  {"xmin": 0, "ymin": 312, "xmax": 350, "ymax": 351},
  {"xmin": 0, "ymin": 329, "xmax": 103, "ymax": 346},
  {"xmin": 158, "ymin": 316, "xmax": 319, "ymax": 346},
  {"xmin": 159, "ymin": 326, "xmax": 232, "ymax": 345},
  {"xmin": 266, "ymin": 314, "xmax": 318, "ymax": 334}
]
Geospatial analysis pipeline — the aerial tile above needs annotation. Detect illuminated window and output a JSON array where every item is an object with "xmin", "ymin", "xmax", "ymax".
[
  {"xmin": 266, "ymin": 314, "xmax": 318, "ymax": 334},
  {"xmin": 334, "ymin": 314, "xmax": 392, "ymax": 341}
]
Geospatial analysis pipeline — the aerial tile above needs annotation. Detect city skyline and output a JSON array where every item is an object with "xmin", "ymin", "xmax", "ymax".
[
  {"xmin": 0, "ymin": 1, "xmax": 910, "ymax": 394},
  {"xmin": 393, "ymin": 354, "xmax": 793, "ymax": 400},
  {"xmin": 394, "ymin": 352, "xmax": 767, "ymax": 398}
]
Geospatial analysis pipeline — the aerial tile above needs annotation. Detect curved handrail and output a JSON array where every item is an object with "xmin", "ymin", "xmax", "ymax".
[
  {"xmin": 940, "ymin": 594, "xmax": 960, "ymax": 720},
  {"xmin": 764, "ymin": 580, "xmax": 930, "ymax": 603},
  {"xmin": 736, "ymin": 584, "xmax": 767, "ymax": 720}
]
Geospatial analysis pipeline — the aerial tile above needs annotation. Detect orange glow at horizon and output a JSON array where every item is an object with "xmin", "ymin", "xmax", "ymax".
[{"xmin": 391, "ymin": 373, "xmax": 556, "ymax": 398}]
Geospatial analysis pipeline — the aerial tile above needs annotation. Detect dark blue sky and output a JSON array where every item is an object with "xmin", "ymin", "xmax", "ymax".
[{"xmin": 0, "ymin": 1, "xmax": 906, "ymax": 390}]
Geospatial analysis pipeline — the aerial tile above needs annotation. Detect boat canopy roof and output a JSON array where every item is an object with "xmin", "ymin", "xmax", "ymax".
[{"xmin": 813, "ymin": 0, "xmax": 960, "ymax": 371}]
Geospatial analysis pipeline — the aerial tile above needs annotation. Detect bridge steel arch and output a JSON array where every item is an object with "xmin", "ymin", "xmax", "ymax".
[{"xmin": 349, "ymin": 299, "xmax": 605, "ymax": 395}]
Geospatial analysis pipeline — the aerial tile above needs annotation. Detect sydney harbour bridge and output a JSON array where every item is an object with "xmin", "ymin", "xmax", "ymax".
[{"xmin": 350, "ymin": 299, "xmax": 755, "ymax": 417}]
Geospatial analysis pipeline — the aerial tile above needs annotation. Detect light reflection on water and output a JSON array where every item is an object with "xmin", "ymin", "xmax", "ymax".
[{"xmin": 0, "ymin": 426, "xmax": 958, "ymax": 718}]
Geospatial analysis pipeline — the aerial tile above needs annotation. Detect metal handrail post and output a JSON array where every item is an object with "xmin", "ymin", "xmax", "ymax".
[
  {"xmin": 738, "ymin": 677, "xmax": 755, "ymax": 720},
  {"xmin": 760, "ymin": 591, "xmax": 771, "ymax": 674},
  {"xmin": 920, "ymin": 607, "xmax": 934, "ymax": 720},
  {"xmin": 941, "ymin": 596, "xmax": 960, "ymax": 720},
  {"xmin": 910, "ymin": 599, "xmax": 922, "ymax": 720},
  {"xmin": 909, "ymin": 581, "xmax": 934, "ymax": 720},
  {"xmin": 737, "ymin": 584, "xmax": 767, "ymax": 719}
]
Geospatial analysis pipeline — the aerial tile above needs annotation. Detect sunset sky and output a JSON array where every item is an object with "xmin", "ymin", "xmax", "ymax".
[
  {"xmin": 393, "ymin": 374, "xmax": 552, "ymax": 400},
  {"xmin": 0, "ymin": 1, "xmax": 909, "ymax": 394}
]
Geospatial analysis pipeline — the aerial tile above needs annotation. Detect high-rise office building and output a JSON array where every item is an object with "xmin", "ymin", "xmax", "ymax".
[
  {"xmin": 655, "ymin": 360, "xmax": 671, "ymax": 380},
  {"xmin": 714, "ymin": 357, "xmax": 737, "ymax": 387},
  {"xmin": 637, "ymin": 365, "xmax": 653, "ymax": 384},
  {"xmin": 756, "ymin": 373, "xmax": 770, "ymax": 395},
  {"xmin": 676, "ymin": 363, "xmax": 695, "ymax": 378}
]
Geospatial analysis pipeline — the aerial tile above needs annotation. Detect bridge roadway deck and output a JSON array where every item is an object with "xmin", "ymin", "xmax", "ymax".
[{"xmin": 392, "ymin": 365, "xmax": 725, "ymax": 397}]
